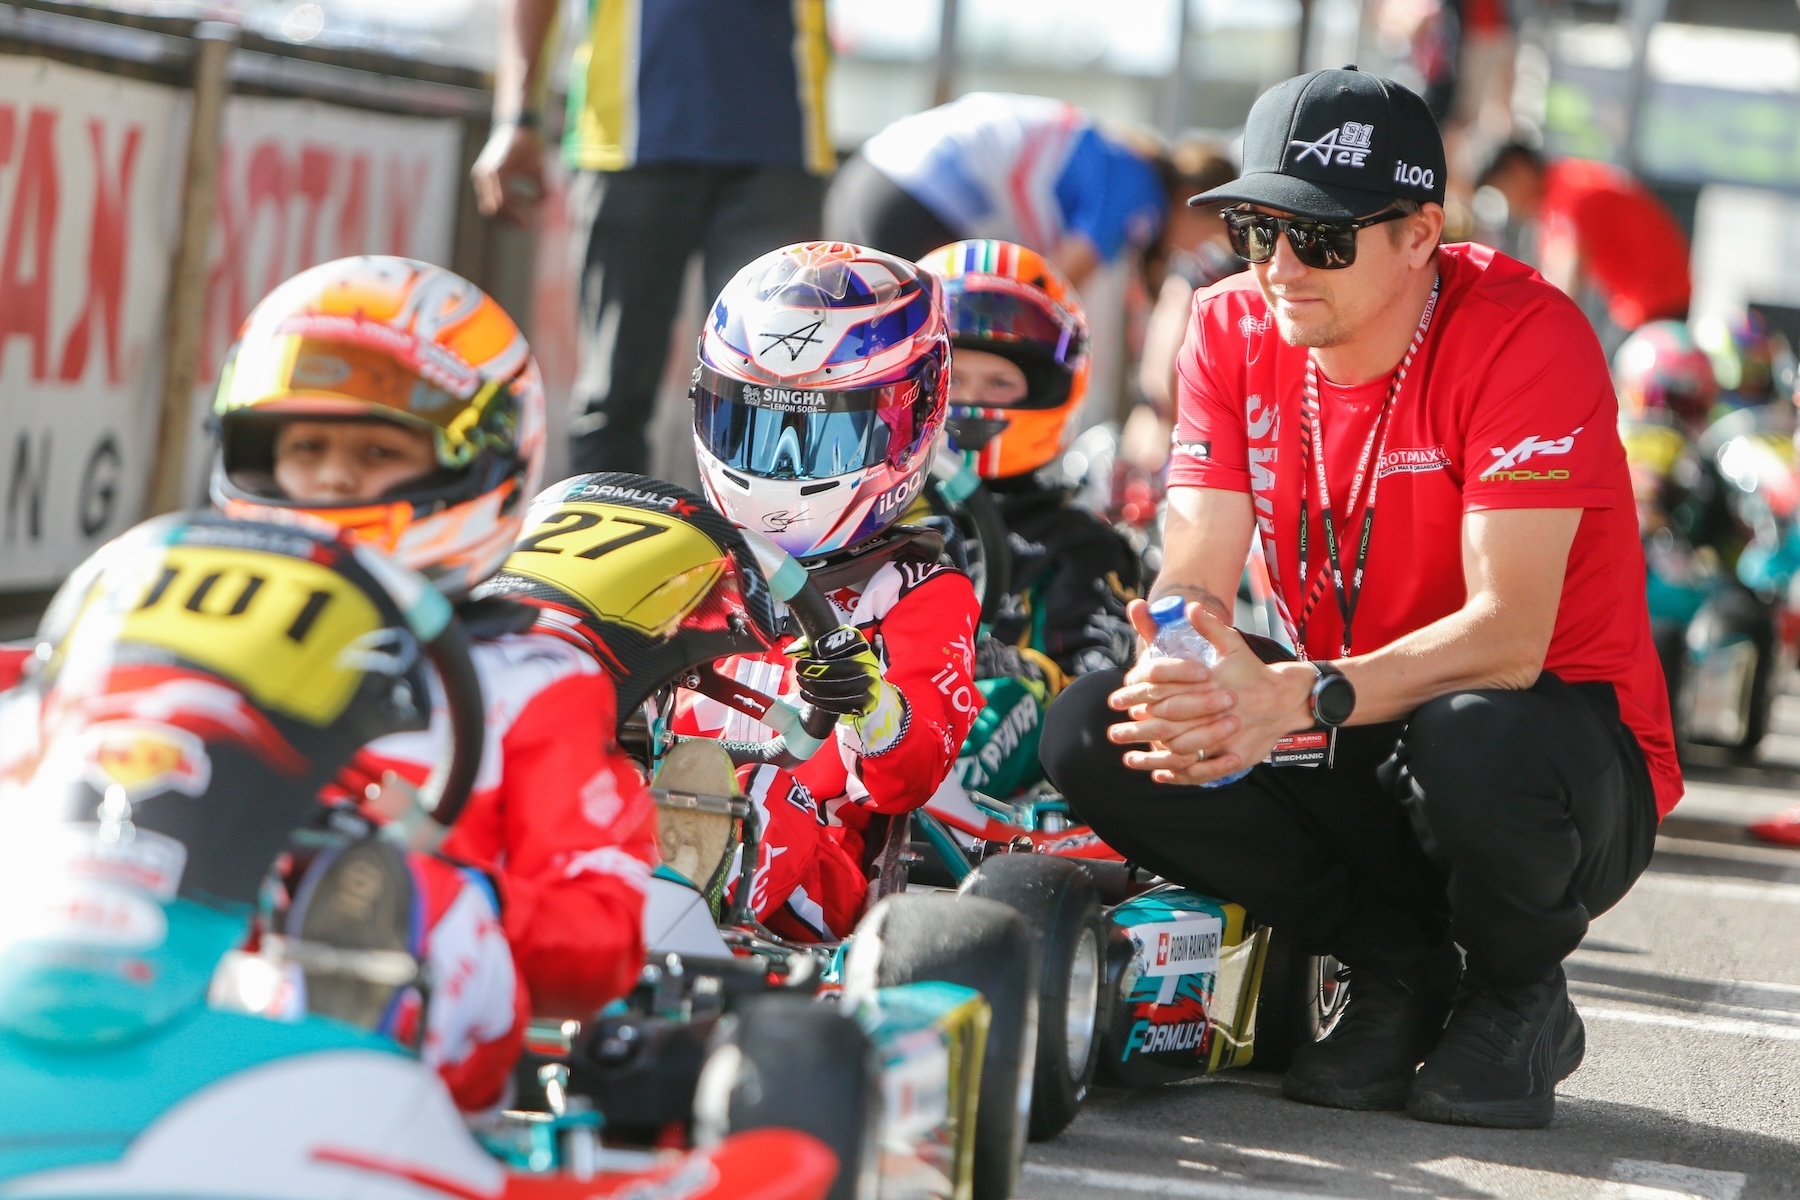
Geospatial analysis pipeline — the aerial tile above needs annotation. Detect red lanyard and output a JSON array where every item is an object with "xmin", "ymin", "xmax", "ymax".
[{"xmin": 1289, "ymin": 275, "xmax": 1439, "ymax": 660}]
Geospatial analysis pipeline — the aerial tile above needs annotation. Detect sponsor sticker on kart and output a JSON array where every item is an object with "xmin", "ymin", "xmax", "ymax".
[
  {"xmin": 880, "ymin": 1027, "xmax": 952, "ymax": 1149},
  {"xmin": 1134, "ymin": 915, "xmax": 1223, "ymax": 978},
  {"xmin": 502, "ymin": 501, "xmax": 728, "ymax": 639}
]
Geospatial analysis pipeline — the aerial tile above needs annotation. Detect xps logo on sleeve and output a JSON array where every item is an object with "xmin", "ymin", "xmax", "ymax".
[{"xmin": 1481, "ymin": 428, "xmax": 1583, "ymax": 481}]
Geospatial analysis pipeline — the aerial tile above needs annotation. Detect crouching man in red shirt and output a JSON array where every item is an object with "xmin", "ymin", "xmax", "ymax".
[{"xmin": 1041, "ymin": 68, "xmax": 1679, "ymax": 1130}]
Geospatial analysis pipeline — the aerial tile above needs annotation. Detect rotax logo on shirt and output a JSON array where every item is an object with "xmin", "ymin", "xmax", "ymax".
[
  {"xmin": 1377, "ymin": 445, "xmax": 1450, "ymax": 479},
  {"xmin": 1480, "ymin": 428, "xmax": 1583, "ymax": 482}
]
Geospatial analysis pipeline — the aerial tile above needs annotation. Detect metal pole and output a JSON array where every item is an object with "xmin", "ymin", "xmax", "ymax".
[
  {"xmin": 1161, "ymin": 0, "xmax": 1193, "ymax": 136},
  {"xmin": 931, "ymin": 0, "xmax": 960, "ymax": 107},
  {"xmin": 1295, "ymin": 0, "xmax": 1316, "ymax": 76},
  {"xmin": 147, "ymin": 21, "xmax": 237, "ymax": 516},
  {"xmin": 1619, "ymin": 0, "xmax": 1666, "ymax": 175}
]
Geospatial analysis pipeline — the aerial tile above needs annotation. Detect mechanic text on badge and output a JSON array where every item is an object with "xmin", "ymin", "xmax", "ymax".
[{"xmin": 1267, "ymin": 731, "xmax": 1330, "ymax": 768}]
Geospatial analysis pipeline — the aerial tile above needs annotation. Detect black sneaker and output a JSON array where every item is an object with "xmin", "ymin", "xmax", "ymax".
[
  {"xmin": 1406, "ymin": 965, "xmax": 1585, "ymax": 1129},
  {"xmin": 1281, "ymin": 945, "xmax": 1461, "ymax": 1111}
]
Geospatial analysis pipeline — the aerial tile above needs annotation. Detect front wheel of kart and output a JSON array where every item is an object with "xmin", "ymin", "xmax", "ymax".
[
  {"xmin": 1250, "ymin": 925, "xmax": 1348, "ymax": 1072},
  {"xmin": 958, "ymin": 854, "xmax": 1105, "ymax": 1141},
  {"xmin": 692, "ymin": 994, "xmax": 883, "ymax": 1200},
  {"xmin": 846, "ymin": 893, "xmax": 1038, "ymax": 1200}
]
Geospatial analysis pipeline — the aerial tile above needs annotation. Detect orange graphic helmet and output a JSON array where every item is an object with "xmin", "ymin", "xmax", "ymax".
[
  {"xmin": 211, "ymin": 256, "xmax": 546, "ymax": 598},
  {"xmin": 917, "ymin": 240, "xmax": 1090, "ymax": 480}
]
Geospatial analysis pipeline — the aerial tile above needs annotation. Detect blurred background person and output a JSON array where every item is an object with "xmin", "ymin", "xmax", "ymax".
[
  {"xmin": 471, "ymin": 0, "xmax": 833, "ymax": 475},
  {"xmin": 1131, "ymin": 139, "xmax": 1242, "ymax": 477},
  {"xmin": 1476, "ymin": 141, "xmax": 1691, "ymax": 351},
  {"xmin": 1695, "ymin": 309, "xmax": 1794, "ymax": 424},
  {"xmin": 824, "ymin": 91, "xmax": 1180, "ymax": 288}
]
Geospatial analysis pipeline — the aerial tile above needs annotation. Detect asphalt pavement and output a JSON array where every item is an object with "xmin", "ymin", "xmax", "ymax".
[{"xmin": 1023, "ymin": 699, "xmax": 1800, "ymax": 1200}]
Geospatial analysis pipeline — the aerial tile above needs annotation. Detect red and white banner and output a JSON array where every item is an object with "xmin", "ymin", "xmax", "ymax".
[
  {"xmin": 0, "ymin": 59, "xmax": 185, "ymax": 589},
  {"xmin": 175, "ymin": 96, "xmax": 465, "ymax": 502},
  {"xmin": 0, "ymin": 63, "xmax": 470, "ymax": 590}
]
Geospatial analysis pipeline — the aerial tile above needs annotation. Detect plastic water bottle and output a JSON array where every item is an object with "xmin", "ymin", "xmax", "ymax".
[{"xmin": 1146, "ymin": 595, "xmax": 1250, "ymax": 787}]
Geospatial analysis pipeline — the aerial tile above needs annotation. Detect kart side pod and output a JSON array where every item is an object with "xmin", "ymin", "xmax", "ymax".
[{"xmin": 1098, "ymin": 886, "xmax": 1266, "ymax": 1087}]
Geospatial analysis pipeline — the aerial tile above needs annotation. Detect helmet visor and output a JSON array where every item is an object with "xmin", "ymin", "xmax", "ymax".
[
  {"xmin": 946, "ymin": 283, "xmax": 1084, "ymax": 366},
  {"xmin": 693, "ymin": 367, "xmax": 934, "ymax": 480},
  {"xmin": 219, "ymin": 315, "xmax": 503, "ymax": 466}
]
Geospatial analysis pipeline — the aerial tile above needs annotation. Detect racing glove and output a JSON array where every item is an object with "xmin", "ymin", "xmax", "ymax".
[
  {"xmin": 792, "ymin": 625, "xmax": 909, "ymax": 756},
  {"xmin": 971, "ymin": 636, "xmax": 1064, "ymax": 701}
]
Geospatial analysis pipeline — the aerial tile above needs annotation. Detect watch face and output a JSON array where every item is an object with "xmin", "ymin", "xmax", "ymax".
[{"xmin": 1315, "ymin": 676, "xmax": 1356, "ymax": 726}]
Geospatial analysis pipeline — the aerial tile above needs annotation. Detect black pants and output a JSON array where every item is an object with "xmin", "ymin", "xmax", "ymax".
[
  {"xmin": 569, "ymin": 165, "xmax": 825, "ymax": 475},
  {"xmin": 1041, "ymin": 670, "xmax": 1660, "ymax": 984},
  {"xmin": 822, "ymin": 151, "xmax": 959, "ymax": 261}
]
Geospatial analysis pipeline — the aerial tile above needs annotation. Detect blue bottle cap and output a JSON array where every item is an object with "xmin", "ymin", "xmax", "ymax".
[{"xmin": 1148, "ymin": 596, "xmax": 1188, "ymax": 627}]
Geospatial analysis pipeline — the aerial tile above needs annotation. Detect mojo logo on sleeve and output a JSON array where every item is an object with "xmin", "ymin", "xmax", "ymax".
[{"xmin": 1481, "ymin": 428, "xmax": 1583, "ymax": 482}]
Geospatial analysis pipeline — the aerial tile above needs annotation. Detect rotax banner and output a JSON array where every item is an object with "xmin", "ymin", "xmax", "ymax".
[
  {"xmin": 0, "ymin": 58, "xmax": 185, "ymax": 589},
  {"xmin": 175, "ymin": 96, "xmax": 463, "ymax": 503}
]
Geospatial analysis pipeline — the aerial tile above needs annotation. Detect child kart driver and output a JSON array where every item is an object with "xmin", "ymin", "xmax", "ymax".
[
  {"xmin": 918, "ymin": 240, "xmax": 1140, "ymax": 801},
  {"xmin": 676, "ymin": 242, "xmax": 982, "ymax": 941},
  {"xmin": 212, "ymin": 256, "xmax": 657, "ymax": 1113}
]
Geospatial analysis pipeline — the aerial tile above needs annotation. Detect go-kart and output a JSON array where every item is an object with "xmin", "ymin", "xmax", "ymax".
[
  {"xmin": 1624, "ymin": 416, "xmax": 1779, "ymax": 755},
  {"xmin": 477, "ymin": 474, "xmax": 1348, "ymax": 1200},
  {"xmin": 478, "ymin": 473, "xmax": 1041, "ymax": 1200},
  {"xmin": 0, "ymin": 513, "xmax": 835, "ymax": 1200}
]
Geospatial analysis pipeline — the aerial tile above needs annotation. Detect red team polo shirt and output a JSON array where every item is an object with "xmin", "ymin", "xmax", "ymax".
[
  {"xmin": 1541, "ymin": 158, "xmax": 1691, "ymax": 330},
  {"xmin": 1170, "ymin": 242, "xmax": 1682, "ymax": 817}
]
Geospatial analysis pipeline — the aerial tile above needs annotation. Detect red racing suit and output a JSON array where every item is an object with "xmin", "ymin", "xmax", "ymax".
[
  {"xmin": 341, "ymin": 618, "xmax": 657, "ymax": 1111},
  {"xmin": 672, "ymin": 558, "xmax": 981, "ymax": 940},
  {"xmin": 0, "ymin": 643, "xmax": 28, "ymax": 691}
]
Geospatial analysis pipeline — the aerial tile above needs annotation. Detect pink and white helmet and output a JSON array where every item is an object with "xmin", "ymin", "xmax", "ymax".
[{"xmin": 692, "ymin": 242, "xmax": 951, "ymax": 560}]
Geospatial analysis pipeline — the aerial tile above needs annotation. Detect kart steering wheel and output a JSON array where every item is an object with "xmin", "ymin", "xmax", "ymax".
[
  {"xmin": 702, "ymin": 530, "xmax": 844, "ymax": 771},
  {"xmin": 412, "ymin": 614, "xmax": 485, "ymax": 828}
]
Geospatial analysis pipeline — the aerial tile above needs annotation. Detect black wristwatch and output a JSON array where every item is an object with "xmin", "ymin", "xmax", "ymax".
[{"xmin": 1308, "ymin": 660, "xmax": 1356, "ymax": 728}]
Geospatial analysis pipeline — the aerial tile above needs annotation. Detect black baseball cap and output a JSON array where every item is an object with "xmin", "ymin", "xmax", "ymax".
[{"xmin": 1191, "ymin": 66, "xmax": 1446, "ymax": 220}]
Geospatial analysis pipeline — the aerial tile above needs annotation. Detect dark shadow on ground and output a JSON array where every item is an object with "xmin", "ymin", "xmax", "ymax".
[
  {"xmin": 1566, "ymin": 960, "xmax": 1800, "ymax": 1021},
  {"xmin": 1024, "ymin": 1076, "xmax": 1800, "ymax": 1199}
]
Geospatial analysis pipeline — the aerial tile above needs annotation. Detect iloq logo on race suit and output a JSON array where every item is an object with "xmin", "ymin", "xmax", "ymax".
[
  {"xmin": 1289, "ymin": 121, "xmax": 1376, "ymax": 169},
  {"xmin": 1481, "ymin": 428, "xmax": 1582, "ymax": 482},
  {"xmin": 1134, "ymin": 915, "xmax": 1223, "ymax": 978}
]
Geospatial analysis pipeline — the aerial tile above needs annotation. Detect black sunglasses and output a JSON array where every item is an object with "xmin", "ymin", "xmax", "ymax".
[{"xmin": 1223, "ymin": 207, "xmax": 1409, "ymax": 270}]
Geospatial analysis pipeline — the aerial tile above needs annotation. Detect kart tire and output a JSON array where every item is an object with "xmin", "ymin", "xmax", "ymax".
[
  {"xmin": 694, "ymin": 994, "xmax": 882, "ymax": 1200},
  {"xmin": 1735, "ymin": 601, "xmax": 1777, "ymax": 756},
  {"xmin": 1688, "ymin": 586, "xmax": 1776, "ymax": 755},
  {"xmin": 847, "ymin": 893, "xmax": 1038, "ymax": 1200},
  {"xmin": 958, "ymin": 854, "xmax": 1105, "ymax": 1141},
  {"xmin": 1651, "ymin": 619, "xmax": 1686, "ymax": 715},
  {"xmin": 1250, "ymin": 926, "xmax": 1346, "ymax": 1073}
]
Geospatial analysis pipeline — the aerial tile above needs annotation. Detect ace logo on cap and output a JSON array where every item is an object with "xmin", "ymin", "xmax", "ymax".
[{"xmin": 1291, "ymin": 121, "xmax": 1376, "ymax": 169}]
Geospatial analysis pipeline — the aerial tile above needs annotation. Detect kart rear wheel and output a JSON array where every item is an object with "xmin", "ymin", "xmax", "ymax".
[
  {"xmin": 846, "ymin": 893, "xmax": 1037, "ymax": 1200},
  {"xmin": 959, "ymin": 854, "xmax": 1105, "ymax": 1141},
  {"xmin": 1251, "ymin": 926, "xmax": 1347, "ymax": 1072},
  {"xmin": 693, "ymin": 994, "xmax": 882, "ymax": 1200}
]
